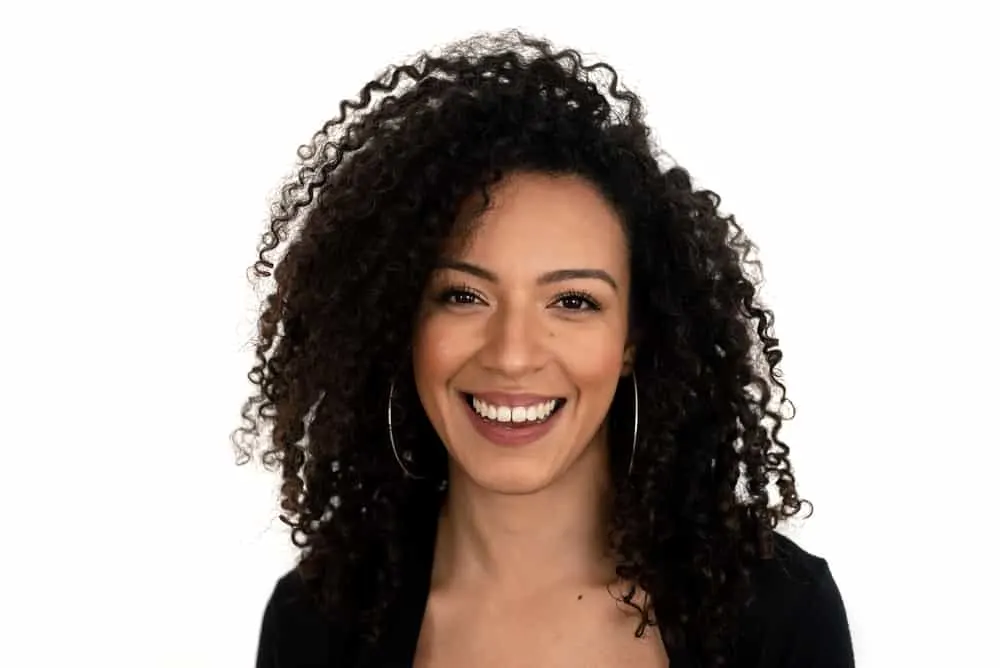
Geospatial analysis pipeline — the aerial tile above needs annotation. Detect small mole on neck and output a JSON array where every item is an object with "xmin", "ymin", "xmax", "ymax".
[{"xmin": 577, "ymin": 594, "xmax": 583, "ymax": 600}]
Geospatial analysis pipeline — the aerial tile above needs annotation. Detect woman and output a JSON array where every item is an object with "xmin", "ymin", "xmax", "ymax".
[{"xmin": 237, "ymin": 30, "xmax": 854, "ymax": 668}]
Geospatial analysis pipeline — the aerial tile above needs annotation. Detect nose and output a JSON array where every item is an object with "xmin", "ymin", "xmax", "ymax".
[{"xmin": 479, "ymin": 300, "xmax": 547, "ymax": 378}]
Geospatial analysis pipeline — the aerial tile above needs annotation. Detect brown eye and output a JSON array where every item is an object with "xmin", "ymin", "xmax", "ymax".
[
  {"xmin": 435, "ymin": 284, "xmax": 485, "ymax": 306},
  {"xmin": 445, "ymin": 290, "xmax": 478, "ymax": 305},
  {"xmin": 554, "ymin": 291, "xmax": 601, "ymax": 311}
]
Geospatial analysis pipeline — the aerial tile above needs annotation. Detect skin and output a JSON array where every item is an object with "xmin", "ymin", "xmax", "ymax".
[{"xmin": 411, "ymin": 171, "xmax": 668, "ymax": 666}]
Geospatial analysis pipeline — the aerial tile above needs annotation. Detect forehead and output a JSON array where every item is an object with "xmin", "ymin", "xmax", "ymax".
[{"xmin": 451, "ymin": 172, "xmax": 629, "ymax": 273}]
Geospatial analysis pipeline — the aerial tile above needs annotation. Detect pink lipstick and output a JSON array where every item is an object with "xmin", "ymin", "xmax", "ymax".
[{"xmin": 460, "ymin": 392, "xmax": 566, "ymax": 447}]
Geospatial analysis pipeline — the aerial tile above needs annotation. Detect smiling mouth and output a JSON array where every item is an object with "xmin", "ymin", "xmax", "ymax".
[{"xmin": 461, "ymin": 392, "xmax": 567, "ymax": 426}]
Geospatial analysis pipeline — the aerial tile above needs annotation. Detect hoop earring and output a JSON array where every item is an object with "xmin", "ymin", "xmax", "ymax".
[
  {"xmin": 388, "ymin": 379, "xmax": 424, "ymax": 480},
  {"xmin": 628, "ymin": 371, "xmax": 639, "ymax": 476}
]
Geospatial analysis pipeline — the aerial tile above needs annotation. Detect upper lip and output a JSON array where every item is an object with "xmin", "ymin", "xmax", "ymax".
[{"xmin": 463, "ymin": 391, "xmax": 564, "ymax": 407}]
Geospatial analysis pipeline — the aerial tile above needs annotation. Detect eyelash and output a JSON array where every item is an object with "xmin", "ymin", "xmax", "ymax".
[
  {"xmin": 436, "ymin": 283, "xmax": 484, "ymax": 306},
  {"xmin": 435, "ymin": 285, "xmax": 602, "ymax": 312},
  {"xmin": 553, "ymin": 290, "xmax": 602, "ymax": 312}
]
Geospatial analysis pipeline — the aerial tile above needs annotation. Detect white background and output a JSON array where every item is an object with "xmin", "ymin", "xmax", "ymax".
[{"xmin": 1, "ymin": 2, "xmax": 997, "ymax": 666}]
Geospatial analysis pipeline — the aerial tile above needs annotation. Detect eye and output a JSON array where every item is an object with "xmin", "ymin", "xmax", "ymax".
[
  {"xmin": 436, "ymin": 284, "xmax": 485, "ymax": 307},
  {"xmin": 553, "ymin": 291, "xmax": 601, "ymax": 312}
]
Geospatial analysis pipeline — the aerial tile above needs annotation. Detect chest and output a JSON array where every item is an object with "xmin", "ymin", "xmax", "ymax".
[{"xmin": 412, "ymin": 587, "xmax": 670, "ymax": 668}]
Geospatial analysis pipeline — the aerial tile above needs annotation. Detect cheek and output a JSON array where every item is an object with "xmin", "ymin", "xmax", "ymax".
[
  {"xmin": 563, "ymin": 330, "xmax": 628, "ymax": 393},
  {"xmin": 412, "ymin": 315, "xmax": 471, "ymax": 391}
]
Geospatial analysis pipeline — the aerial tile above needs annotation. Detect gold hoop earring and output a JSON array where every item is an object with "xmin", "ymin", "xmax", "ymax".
[{"xmin": 388, "ymin": 379, "xmax": 424, "ymax": 480}]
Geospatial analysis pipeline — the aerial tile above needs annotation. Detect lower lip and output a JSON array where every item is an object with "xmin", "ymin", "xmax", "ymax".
[{"xmin": 461, "ymin": 397, "xmax": 563, "ymax": 447}]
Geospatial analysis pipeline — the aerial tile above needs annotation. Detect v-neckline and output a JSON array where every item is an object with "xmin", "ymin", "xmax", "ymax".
[{"xmin": 374, "ymin": 504, "xmax": 693, "ymax": 668}]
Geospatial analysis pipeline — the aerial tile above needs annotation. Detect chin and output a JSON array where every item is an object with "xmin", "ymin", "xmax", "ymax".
[{"xmin": 460, "ymin": 459, "xmax": 560, "ymax": 496}]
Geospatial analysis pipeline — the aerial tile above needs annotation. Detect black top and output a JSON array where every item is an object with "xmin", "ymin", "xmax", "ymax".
[{"xmin": 256, "ymin": 518, "xmax": 854, "ymax": 668}]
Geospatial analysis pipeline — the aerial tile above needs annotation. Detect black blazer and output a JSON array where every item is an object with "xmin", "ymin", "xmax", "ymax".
[{"xmin": 255, "ymin": 523, "xmax": 854, "ymax": 668}]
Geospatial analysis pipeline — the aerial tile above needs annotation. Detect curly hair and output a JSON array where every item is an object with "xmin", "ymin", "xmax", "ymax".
[{"xmin": 234, "ymin": 29, "xmax": 807, "ymax": 667}]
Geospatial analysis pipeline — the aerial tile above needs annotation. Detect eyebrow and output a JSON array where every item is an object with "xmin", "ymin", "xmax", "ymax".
[{"xmin": 437, "ymin": 260, "xmax": 619, "ymax": 291}]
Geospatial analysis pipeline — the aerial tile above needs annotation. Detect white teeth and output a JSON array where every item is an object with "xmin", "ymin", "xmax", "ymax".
[{"xmin": 471, "ymin": 397, "xmax": 559, "ymax": 424}]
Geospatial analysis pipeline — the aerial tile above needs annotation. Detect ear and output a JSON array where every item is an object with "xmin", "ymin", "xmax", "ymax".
[
  {"xmin": 621, "ymin": 325, "xmax": 642, "ymax": 376},
  {"xmin": 621, "ymin": 343, "xmax": 637, "ymax": 376}
]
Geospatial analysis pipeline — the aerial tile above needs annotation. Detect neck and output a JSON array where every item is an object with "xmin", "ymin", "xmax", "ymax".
[{"xmin": 430, "ymin": 433, "xmax": 618, "ymax": 596}]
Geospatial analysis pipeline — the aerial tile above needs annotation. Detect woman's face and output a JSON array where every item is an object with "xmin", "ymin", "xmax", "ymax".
[{"xmin": 412, "ymin": 171, "xmax": 633, "ymax": 494}]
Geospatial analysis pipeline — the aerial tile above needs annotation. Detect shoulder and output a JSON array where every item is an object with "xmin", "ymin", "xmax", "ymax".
[
  {"xmin": 752, "ymin": 531, "xmax": 836, "ymax": 595},
  {"xmin": 737, "ymin": 532, "xmax": 855, "ymax": 667},
  {"xmin": 255, "ymin": 568, "xmax": 342, "ymax": 668}
]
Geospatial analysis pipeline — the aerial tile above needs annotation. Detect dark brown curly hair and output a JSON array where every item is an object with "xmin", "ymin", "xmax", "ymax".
[{"xmin": 234, "ymin": 29, "xmax": 807, "ymax": 668}]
